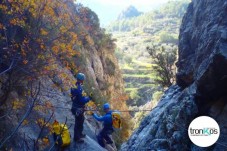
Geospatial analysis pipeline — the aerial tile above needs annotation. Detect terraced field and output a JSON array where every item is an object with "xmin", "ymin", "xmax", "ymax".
[{"xmin": 120, "ymin": 59, "xmax": 161, "ymax": 107}]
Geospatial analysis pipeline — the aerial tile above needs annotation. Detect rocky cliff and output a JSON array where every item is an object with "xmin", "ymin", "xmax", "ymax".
[
  {"xmin": 81, "ymin": 43, "xmax": 125, "ymax": 103},
  {"xmin": 0, "ymin": 1, "xmax": 124, "ymax": 150},
  {"xmin": 117, "ymin": 5, "xmax": 142, "ymax": 20},
  {"xmin": 121, "ymin": 0, "xmax": 227, "ymax": 150}
]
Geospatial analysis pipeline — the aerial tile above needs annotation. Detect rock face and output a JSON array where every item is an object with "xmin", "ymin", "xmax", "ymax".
[
  {"xmin": 121, "ymin": 0, "xmax": 227, "ymax": 150},
  {"xmin": 80, "ymin": 43, "xmax": 125, "ymax": 103},
  {"xmin": 0, "ymin": 3, "xmax": 124, "ymax": 150},
  {"xmin": 117, "ymin": 5, "xmax": 142, "ymax": 20}
]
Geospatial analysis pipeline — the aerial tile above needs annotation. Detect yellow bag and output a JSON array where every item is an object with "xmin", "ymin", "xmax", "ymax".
[
  {"xmin": 52, "ymin": 120, "xmax": 71, "ymax": 147},
  {"xmin": 112, "ymin": 111, "xmax": 122, "ymax": 129}
]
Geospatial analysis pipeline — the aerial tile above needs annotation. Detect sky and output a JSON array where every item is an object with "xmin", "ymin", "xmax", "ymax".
[{"xmin": 76, "ymin": 0, "xmax": 171, "ymax": 27}]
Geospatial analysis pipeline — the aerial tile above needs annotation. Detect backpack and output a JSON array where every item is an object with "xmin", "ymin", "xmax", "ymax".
[
  {"xmin": 111, "ymin": 111, "xmax": 122, "ymax": 129},
  {"xmin": 52, "ymin": 120, "xmax": 71, "ymax": 147}
]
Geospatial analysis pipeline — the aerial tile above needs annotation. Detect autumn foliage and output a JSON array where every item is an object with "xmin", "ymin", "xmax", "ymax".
[
  {"xmin": 0, "ymin": 0, "xmax": 80, "ymax": 78},
  {"xmin": 0, "ymin": 0, "xmax": 131, "ymax": 149},
  {"xmin": 0, "ymin": 0, "xmax": 91, "ymax": 149}
]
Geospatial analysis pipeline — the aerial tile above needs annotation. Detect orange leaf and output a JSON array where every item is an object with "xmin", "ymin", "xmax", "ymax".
[
  {"xmin": 22, "ymin": 120, "xmax": 29, "ymax": 125},
  {"xmin": 23, "ymin": 60, "xmax": 28, "ymax": 64},
  {"xmin": 42, "ymin": 137, "xmax": 49, "ymax": 145},
  {"xmin": 0, "ymin": 23, "xmax": 4, "ymax": 29},
  {"xmin": 9, "ymin": 18, "xmax": 17, "ymax": 25},
  {"xmin": 40, "ymin": 28, "xmax": 48, "ymax": 36}
]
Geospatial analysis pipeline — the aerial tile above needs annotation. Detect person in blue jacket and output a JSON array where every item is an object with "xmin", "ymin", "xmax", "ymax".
[
  {"xmin": 92, "ymin": 103, "xmax": 114, "ymax": 148},
  {"xmin": 71, "ymin": 73, "xmax": 92, "ymax": 143}
]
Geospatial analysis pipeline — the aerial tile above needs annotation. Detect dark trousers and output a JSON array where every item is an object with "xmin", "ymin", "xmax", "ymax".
[
  {"xmin": 74, "ymin": 113, "xmax": 85, "ymax": 140},
  {"xmin": 97, "ymin": 127, "xmax": 114, "ymax": 147}
]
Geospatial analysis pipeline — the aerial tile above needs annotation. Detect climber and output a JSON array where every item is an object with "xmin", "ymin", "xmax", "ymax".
[
  {"xmin": 92, "ymin": 103, "xmax": 114, "ymax": 148},
  {"xmin": 71, "ymin": 72, "xmax": 92, "ymax": 143}
]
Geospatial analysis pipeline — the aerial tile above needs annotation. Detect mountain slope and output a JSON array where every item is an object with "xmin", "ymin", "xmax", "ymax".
[
  {"xmin": 108, "ymin": 0, "xmax": 190, "ymax": 32},
  {"xmin": 121, "ymin": 0, "xmax": 227, "ymax": 150},
  {"xmin": 117, "ymin": 5, "xmax": 142, "ymax": 20},
  {"xmin": 0, "ymin": 1, "xmax": 128, "ymax": 150},
  {"xmin": 110, "ymin": 0, "xmax": 190, "ymax": 112}
]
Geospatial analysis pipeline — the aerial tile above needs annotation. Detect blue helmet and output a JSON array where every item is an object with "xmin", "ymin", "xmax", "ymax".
[
  {"xmin": 76, "ymin": 73, "xmax": 85, "ymax": 81},
  {"xmin": 103, "ymin": 103, "xmax": 110, "ymax": 110}
]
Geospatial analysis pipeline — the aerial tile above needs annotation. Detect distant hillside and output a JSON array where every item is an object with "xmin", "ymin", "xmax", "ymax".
[
  {"xmin": 109, "ymin": 0, "xmax": 190, "ymax": 113},
  {"xmin": 108, "ymin": 0, "xmax": 190, "ymax": 32},
  {"xmin": 117, "ymin": 5, "xmax": 142, "ymax": 20}
]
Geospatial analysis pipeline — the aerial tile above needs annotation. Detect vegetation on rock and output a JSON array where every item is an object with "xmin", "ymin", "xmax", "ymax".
[{"xmin": 0, "ymin": 0, "xmax": 130, "ymax": 149}]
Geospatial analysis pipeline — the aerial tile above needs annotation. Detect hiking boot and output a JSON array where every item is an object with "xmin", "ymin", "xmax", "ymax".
[{"xmin": 74, "ymin": 138, "xmax": 84, "ymax": 143}]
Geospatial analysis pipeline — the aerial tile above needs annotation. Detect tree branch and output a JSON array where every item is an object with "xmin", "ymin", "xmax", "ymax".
[
  {"xmin": 0, "ymin": 82, "xmax": 41, "ymax": 149},
  {"xmin": 34, "ymin": 112, "xmax": 54, "ymax": 150},
  {"xmin": 0, "ymin": 107, "xmax": 13, "ymax": 120},
  {"xmin": 0, "ymin": 58, "xmax": 15, "ymax": 76}
]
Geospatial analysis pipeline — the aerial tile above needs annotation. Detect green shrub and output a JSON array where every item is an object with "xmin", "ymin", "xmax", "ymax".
[
  {"xmin": 130, "ymin": 89, "xmax": 139, "ymax": 99},
  {"xmin": 124, "ymin": 56, "xmax": 133, "ymax": 64},
  {"xmin": 147, "ymin": 45, "xmax": 177, "ymax": 88},
  {"xmin": 159, "ymin": 31, "xmax": 177, "ymax": 43},
  {"xmin": 152, "ymin": 91, "xmax": 163, "ymax": 104}
]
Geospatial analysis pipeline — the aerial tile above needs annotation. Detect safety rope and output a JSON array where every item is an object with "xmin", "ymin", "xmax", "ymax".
[{"xmin": 35, "ymin": 103, "xmax": 153, "ymax": 113}]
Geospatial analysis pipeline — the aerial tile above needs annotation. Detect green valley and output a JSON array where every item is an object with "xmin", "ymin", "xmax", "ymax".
[{"xmin": 108, "ymin": 0, "xmax": 190, "ymax": 109}]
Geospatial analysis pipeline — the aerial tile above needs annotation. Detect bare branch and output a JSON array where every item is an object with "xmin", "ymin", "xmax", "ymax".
[
  {"xmin": 22, "ymin": 133, "xmax": 30, "ymax": 151},
  {"xmin": 0, "ymin": 82, "xmax": 41, "ymax": 149},
  {"xmin": 0, "ymin": 107, "xmax": 13, "ymax": 120},
  {"xmin": 34, "ymin": 112, "xmax": 54, "ymax": 150},
  {"xmin": 0, "ymin": 58, "xmax": 15, "ymax": 76}
]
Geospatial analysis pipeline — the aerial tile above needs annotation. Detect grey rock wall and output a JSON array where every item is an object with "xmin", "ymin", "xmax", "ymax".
[{"xmin": 122, "ymin": 0, "xmax": 227, "ymax": 150}]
